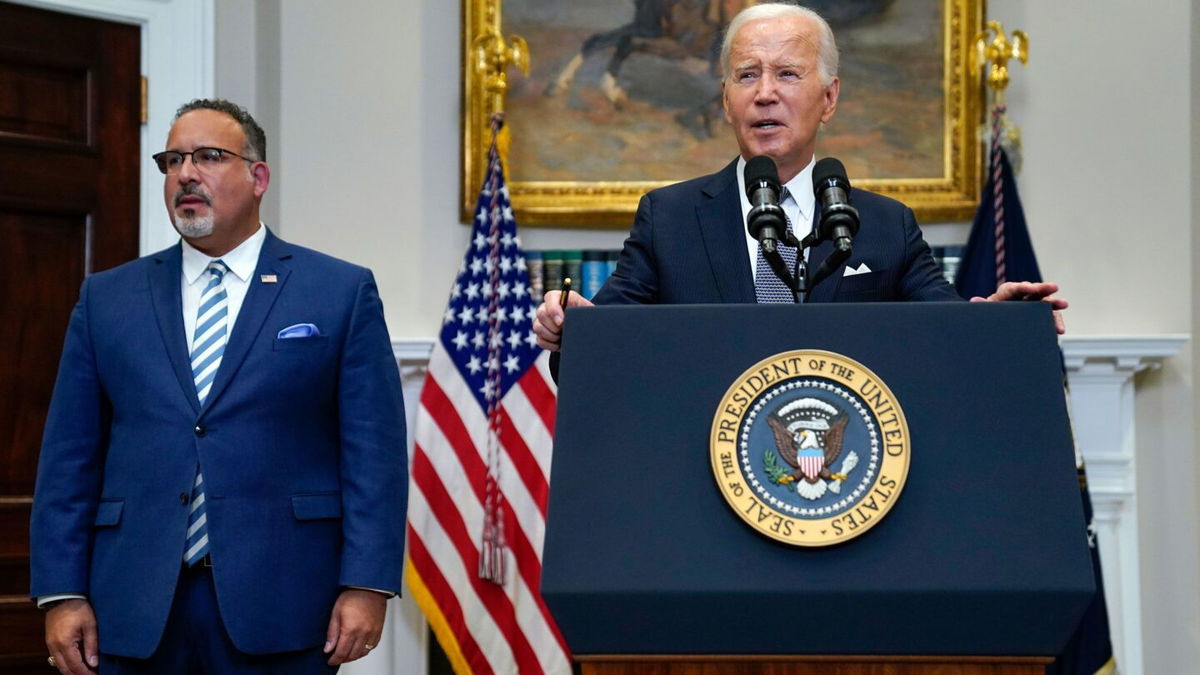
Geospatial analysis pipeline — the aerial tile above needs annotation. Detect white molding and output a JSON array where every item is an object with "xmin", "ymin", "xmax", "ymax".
[
  {"xmin": 10, "ymin": 0, "xmax": 214, "ymax": 257},
  {"xmin": 1061, "ymin": 334, "xmax": 1188, "ymax": 675},
  {"xmin": 392, "ymin": 337, "xmax": 435, "ymax": 365}
]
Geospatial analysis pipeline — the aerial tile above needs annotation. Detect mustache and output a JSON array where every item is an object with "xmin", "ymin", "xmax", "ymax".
[{"xmin": 173, "ymin": 185, "xmax": 212, "ymax": 207}]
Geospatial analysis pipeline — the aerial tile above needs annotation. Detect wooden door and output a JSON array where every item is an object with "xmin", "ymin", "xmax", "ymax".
[{"xmin": 0, "ymin": 2, "xmax": 140, "ymax": 670}]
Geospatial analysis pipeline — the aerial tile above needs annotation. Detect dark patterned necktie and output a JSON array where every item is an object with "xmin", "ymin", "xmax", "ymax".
[{"xmin": 754, "ymin": 189, "xmax": 798, "ymax": 303}]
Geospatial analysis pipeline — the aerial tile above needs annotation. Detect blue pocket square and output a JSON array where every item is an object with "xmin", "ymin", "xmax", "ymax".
[{"xmin": 277, "ymin": 323, "xmax": 320, "ymax": 339}]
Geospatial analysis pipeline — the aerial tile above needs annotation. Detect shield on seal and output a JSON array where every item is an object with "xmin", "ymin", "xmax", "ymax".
[{"xmin": 798, "ymin": 447, "xmax": 824, "ymax": 481}]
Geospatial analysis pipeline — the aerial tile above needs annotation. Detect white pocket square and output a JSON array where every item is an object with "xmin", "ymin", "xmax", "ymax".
[{"xmin": 843, "ymin": 263, "xmax": 873, "ymax": 277}]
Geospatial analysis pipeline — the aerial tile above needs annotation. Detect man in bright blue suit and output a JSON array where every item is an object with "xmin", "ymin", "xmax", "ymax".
[
  {"xmin": 31, "ymin": 99, "xmax": 406, "ymax": 674},
  {"xmin": 533, "ymin": 3, "xmax": 1065, "ymax": 348}
]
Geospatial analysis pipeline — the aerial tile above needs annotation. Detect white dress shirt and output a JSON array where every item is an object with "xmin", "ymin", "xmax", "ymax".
[
  {"xmin": 181, "ymin": 223, "xmax": 266, "ymax": 351},
  {"xmin": 735, "ymin": 155, "xmax": 817, "ymax": 278}
]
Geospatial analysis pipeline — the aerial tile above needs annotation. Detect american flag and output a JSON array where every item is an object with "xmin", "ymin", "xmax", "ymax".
[{"xmin": 406, "ymin": 121, "xmax": 571, "ymax": 674}]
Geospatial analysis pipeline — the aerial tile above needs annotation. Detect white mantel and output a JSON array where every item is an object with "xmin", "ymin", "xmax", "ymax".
[{"xmin": 1060, "ymin": 335, "xmax": 1188, "ymax": 675}]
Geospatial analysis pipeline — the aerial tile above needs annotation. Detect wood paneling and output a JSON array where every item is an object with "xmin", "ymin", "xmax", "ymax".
[{"xmin": 0, "ymin": 1, "xmax": 140, "ymax": 668}]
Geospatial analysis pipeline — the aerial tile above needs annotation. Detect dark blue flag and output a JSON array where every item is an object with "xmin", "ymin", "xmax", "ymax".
[
  {"xmin": 954, "ymin": 146, "xmax": 1042, "ymax": 298},
  {"xmin": 961, "ymin": 132, "xmax": 1115, "ymax": 674},
  {"xmin": 1047, "ymin": 466, "xmax": 1118, "ymax": 675}
]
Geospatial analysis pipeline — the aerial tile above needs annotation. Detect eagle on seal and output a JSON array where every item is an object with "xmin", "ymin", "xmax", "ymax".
[{"xmin": 767, "ymin": 398, "xmax": 853, "ymax": 500}]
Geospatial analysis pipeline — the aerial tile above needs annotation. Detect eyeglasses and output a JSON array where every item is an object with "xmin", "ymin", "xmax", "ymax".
[{"xmin": 152, "ymin": 147, "xmax": 255, "ymax": 175}]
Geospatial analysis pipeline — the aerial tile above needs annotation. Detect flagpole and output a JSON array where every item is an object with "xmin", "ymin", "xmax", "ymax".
[{"xmin": 972, "ymin": 21, "xmax": 1028, "ymax": 291}]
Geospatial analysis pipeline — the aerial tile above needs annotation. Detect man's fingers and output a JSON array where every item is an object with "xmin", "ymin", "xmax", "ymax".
[
  {"xmin": 51, "ymin": 643, "xmax": 87, "ymax": 675},
  {"xmin": 533, "ymin": 300, "xmax": 564, "ymax": 352},
  {"xmin": 47, "ymin": 647, "xmax": 69, "ymax": 674},
  {"xmin": 328, "ymin": 626, "xmax": 367, "ymax": 665},
  {"xmin": 46, "ymin": 601, "xmax": 97, "ymax": 675},
  {"xmin": 325, "ymin": 589, "xmax": 386, "ymax": 665},
  {"xmin": 533, "ymin": 289, "xmax": 596, "ymax": 353},
  {"xmin": 82, "ymin": 619, "xmax": 99, "ymax": 669},
  {"xmin": 328, "ymin": 633, "xmax": 356, "ymax": 665},
  {"xmin": 323, "ymin": 613, "xmax": 341, "ymax": 654}
]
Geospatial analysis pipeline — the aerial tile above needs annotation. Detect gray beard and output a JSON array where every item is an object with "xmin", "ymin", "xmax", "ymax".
[{"xmin": 174, "ymin": 214, "xmax": 214, "ymax": 238}]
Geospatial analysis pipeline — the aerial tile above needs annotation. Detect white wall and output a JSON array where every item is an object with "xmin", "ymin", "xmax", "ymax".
[
  {"xmin": 213, "ymin": 0, "xmax": 1198, "ymax": 671},
  {"xmin": 985, "ymin": 2, "xmax": 1198, "ymax": 673},
  {"xmin": 268, "ymin": 0, "xmax": 627, "ymax": 343}
]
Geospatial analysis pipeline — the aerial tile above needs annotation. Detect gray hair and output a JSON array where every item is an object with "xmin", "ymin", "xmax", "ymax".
[
  {"xmin": 174, "ymin": 98, "xmax": 267, "ymax": 162},
  {"xmin": 720, "ymin": 3, "xmax": 839, "ymax": 86}
]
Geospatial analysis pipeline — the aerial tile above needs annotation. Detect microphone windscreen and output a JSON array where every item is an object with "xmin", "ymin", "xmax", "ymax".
[
  {"xmin": 813, "ymin": 157, "xmax": 851, "ymax": 192},
  {"xmin": 744, "ymin": 155, "xmax": 780, "ymax": 198}
]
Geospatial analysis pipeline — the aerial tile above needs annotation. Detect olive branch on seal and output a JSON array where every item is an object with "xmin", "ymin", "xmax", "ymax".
[{"xmin": 763, "ymin": 450, "xmax": 795, "ymax": 493}]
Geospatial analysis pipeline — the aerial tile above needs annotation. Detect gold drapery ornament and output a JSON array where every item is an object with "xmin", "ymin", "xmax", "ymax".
[{"xmin": 470, "ymin": 0, "xmax": 528, "ymax": 166}]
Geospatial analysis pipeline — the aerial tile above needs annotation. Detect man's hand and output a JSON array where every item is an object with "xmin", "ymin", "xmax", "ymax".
[
  {"xmin": 533, "ymin": 290, "xmax": 594, "ymax": 352},
  {"xmin": 324, "ymin": 589, "xmax": 387, "ymax": 665},
  {"xmin": 45, "ymin": 599, "xmax": 98, "ymax": 674},
  {"xmin": 971, "ymin": 280, "xmax": 1068, "ymax": 335}
]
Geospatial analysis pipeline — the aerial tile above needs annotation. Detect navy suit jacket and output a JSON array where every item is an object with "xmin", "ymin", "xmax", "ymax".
[
  {"xmin": 595, "ymin": 159, "xmax": 960, "ymax": 305},
  {"xmin": 30, "ymin": 229, "xmax": 407, "ymax": 658}
]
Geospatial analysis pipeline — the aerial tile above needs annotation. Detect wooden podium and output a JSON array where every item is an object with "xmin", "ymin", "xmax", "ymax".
[
  {"xmin": 577, "ymin": 654, "xmax": 1051, "ymax": 674},
  {"xmin": 544, "ymin": 303, "xmax": 1095, "ymax": 673}
]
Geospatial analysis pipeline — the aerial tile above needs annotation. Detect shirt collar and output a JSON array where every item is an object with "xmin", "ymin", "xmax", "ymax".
[{"xmin": 181, "ymin": 222, "xmax": 267, "ymax": 285}]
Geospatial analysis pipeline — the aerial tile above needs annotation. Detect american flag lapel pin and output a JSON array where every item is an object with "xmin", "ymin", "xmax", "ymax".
[{"xmin": 260, "ymin": 274, "xmax": 277, "ymax": 284}]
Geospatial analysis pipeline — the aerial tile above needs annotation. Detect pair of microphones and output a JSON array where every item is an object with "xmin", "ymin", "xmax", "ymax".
[
  {"xmin": 745, "ymin": 155, "xmax": 860, "ymax": 256},
  {"xmin": 744, "ymin": 155, "xmax": 860, "ymax": 300}
]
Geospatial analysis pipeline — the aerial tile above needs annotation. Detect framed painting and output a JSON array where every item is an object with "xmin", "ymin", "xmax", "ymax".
[{"xmin": 461, "ymin": 0, "xmax": 984, "ymax": 226}]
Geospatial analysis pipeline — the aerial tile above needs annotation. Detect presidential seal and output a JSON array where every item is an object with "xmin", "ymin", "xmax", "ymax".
[{"xmin": 709, "ymin": 350, "xmax": 910, "ymax": 547}]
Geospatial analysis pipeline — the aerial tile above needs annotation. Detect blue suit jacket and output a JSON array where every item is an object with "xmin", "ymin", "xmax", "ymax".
[
  {"xmin": 595, "ymin": 159, "xmax": 960, "ymax": 305},
  {"xmin": 30, "ymin": 229, "xmax": 407, "ymax": 658}
]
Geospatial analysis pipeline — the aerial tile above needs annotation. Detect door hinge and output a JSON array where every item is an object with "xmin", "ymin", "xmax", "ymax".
[{"xmin": 141, "ymin": 76, "xmax": 148, "ymax": 125}]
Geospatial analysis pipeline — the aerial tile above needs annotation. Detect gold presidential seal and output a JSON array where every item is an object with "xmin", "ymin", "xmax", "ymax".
[{"xmin": 710, "ymin": 350, "xmax": 911, "ymax": 547}]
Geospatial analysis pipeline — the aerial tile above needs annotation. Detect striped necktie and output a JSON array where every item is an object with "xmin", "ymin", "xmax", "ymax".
[
  {"xmin": 185, "ymin": 260, "xmax": 228, "ymax": 566},
  {"xmin": 755, "ymin": 188, "xmax": 799, "ymax": 303}
]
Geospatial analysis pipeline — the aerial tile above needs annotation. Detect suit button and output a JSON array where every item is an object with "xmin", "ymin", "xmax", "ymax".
[
  {"xmin": 194, "ymin": 424, "xmax": 206, "ymax": 436},
  {"xmin": 180, "ymin": 493, "xmax": 189, "ymax": 505}
]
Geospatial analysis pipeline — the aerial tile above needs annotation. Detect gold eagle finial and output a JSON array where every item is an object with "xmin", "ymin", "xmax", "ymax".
[
  {"xmin": 973, "ymin": 21, "xmax": 1028, "ymax": 105},
  {"xmin": 471, "ymin": 0, "xmax": 529, "ymax": 163}
]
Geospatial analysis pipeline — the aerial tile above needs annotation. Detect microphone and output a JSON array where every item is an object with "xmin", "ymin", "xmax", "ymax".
[
  {"xmin": 744, "ymin": 156, "xmax": 796, "ymax": 253},
  {"xmin": 812, "ymin": 157, "xmax": 860, "ymax": 254}
]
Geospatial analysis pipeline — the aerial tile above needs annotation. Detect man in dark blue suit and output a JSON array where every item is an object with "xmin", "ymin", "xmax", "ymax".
[
  {"xmin": 31, "ymin": 99, "xmax": 407, "ymax": 674},
  {"xmin": 534, "ymin": 3, "xmax": 1065, "ymax": 348}
]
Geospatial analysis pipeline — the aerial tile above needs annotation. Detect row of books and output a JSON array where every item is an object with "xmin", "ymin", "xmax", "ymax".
[
  {"xmin": 525, "ymin": 246, "xmax": 966, "ymax": 302},
  {"xmin": 930, "ymin": 246, "xmax": 964, "ymax": 286},
  {"xmin": 526, "ymin": 250, "xmax": 620, "ymax": 302}
]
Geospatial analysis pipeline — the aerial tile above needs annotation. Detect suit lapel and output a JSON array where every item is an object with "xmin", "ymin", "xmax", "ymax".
[
  {"xmin": 804, "ymin": 210, "xmax": 846, "ymax": 302},
  {"xmin": 200, "ymin": 230, "xmax": 293, "ymax": 413},
  {"xmin": 696, "ymin": 160, "xmax": 755, "ymax": 303},
  {"xmin": 148, "ymin": 245, "xmax": 202, "ymax": 413}
]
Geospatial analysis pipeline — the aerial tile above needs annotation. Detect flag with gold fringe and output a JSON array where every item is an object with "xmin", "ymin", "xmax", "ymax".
[{"xmin": 405, "ymin": 116, "xmax": 571, "ymax": 674}]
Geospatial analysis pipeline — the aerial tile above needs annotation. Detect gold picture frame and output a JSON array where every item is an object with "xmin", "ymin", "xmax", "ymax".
[{"xmin": 462, "ymin": 0, "xmax": 984, "ymax": 227}]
